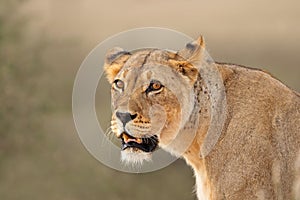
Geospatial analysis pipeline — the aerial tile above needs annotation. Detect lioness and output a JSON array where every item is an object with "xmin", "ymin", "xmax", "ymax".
[{"xmin": 104, "ymin": 37, "xmax": 300, "ymax": 200}]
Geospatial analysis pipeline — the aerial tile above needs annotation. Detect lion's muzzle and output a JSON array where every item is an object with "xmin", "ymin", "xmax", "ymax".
[{"xmin": 121, "ymin": 132, "xmax": 158, "ymax": 152}]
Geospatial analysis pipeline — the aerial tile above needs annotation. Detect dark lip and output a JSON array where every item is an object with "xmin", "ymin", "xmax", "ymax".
[{"xmin": 121, "ymin": 132, "xmax": 158, "ymax": 153}]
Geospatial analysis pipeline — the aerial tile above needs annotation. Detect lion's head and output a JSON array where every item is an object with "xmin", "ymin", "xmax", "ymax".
[{"xmin": 104, "ymin": 37, "xmax": 206, "ymax": 164}]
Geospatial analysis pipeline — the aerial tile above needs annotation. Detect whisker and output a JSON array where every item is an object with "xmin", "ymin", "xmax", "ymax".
[
  {"xmin": 104, "ymin": 126, "xmax": 112, "ymax": 135},
  {"xmin": 100, "ymin": 126, "xmax": 115, "ymax": 147},
  {"xmin": 107, "ymin": 129, "xmax": 115, "ymax": 141},
  {"xmin": 148, "ymin": 136, "xmax": 159, "ymax": 143}
]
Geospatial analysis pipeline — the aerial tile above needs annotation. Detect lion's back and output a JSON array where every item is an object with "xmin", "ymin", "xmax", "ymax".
[{"xmin": 209, "ymin": 63, "xmax": 300, "ymax": 199}]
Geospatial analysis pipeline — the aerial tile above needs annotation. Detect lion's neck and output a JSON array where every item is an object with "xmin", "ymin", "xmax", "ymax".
[
  {"xmin": 182, "ymin": 74, "xmax": 212, "ymax": 200},
  {"xmin": 160, "ymin": 73, "xmax": 213, "ymax": 199},
  {"xmin": 161, "ymin": 74, "xmax": 210, "ymax": 157},
  {"xmin": 183, "ymin": 130, "xmax": 212, "ymax": 200},
  {"xmin": 183, "ymin": 73, "xmax": 212, "ymax": 157},
  {"xmin": 183, "ymin": 139, "xmax": 211, "ymax": 200}
]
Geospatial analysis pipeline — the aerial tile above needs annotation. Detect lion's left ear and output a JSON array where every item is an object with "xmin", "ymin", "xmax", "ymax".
[
  {"xmin": 178, "ymin": 35, "xmax": 206, "ymax": 63},
  {"xmin": 103, "ymin": 47, "xmax": 131, "ymax": 83},
  {"xmin": 168, "ymin": 36, "xmax": 206, "ymax": 83}
]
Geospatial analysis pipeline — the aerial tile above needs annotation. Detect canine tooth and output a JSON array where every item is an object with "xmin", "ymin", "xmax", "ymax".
[
  {"xmin": 136, "ymin": 138, "xmax": 142, "ymax": 144},
  {"xmin": 122, "ymin": 134, "xmax": 129, "ymax": 142},
  {"xmin": 128, "ymin": 139, "xmax": 136, "ymax": 143}
]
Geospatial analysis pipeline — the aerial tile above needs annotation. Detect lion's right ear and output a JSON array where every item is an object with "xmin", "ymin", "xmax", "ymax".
[{"xmin": 103, "ymin": 47, "xmax": 131, "ymax": 83}]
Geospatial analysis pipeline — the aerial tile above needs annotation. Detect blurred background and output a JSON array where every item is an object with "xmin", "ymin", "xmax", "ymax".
[{"xmin": 0, "ymin": 0, "xmax": 299, "ymax": 199}]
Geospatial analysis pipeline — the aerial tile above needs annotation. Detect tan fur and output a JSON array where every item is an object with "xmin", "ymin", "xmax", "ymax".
[
  {"xmin": 104, "ymin": 47, "xmax": 131, "ymax": 83},
  {"xmin": 104, "ymin": 37, "xmax": 300, "ymax": 200},
  {"xmin": 295, "ymin": 153, "xmax": 300, "ymax": 199}
]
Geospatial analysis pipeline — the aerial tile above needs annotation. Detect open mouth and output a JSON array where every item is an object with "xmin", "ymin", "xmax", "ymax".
[{"xmin": 120, "ymin": 132, "xmax": 158, "ymax": 152}]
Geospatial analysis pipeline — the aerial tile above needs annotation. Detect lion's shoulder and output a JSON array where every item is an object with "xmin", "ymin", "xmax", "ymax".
[{"xmin": 215, "ymin": 62, "xmax": 299, "ymax": 98}]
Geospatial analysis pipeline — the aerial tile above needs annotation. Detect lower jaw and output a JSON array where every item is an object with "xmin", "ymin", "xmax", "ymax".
[{"xmin": 121, "ymin": 148, "xmax": 152, "ymax": 165}]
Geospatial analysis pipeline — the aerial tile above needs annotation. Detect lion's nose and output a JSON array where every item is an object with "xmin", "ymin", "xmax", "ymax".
[{"xmin": 116, "ymin": 112, "xmax": 137, "ymax": 126}]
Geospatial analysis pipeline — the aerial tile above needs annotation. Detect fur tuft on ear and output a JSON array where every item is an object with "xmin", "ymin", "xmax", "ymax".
[
  {"xmin": 168, "ymin": 60, "xmax": 198, "ymax": 83},
  {"xmin": 103, "ymin": 47, "xmax": 131, "ymax": 83}
]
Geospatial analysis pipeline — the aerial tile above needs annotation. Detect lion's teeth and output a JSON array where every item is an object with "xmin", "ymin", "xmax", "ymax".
[
  {"xmin": 124, "ymin": 138, "xmax": 142, "ymax": 144},
  {"xmin": 122, "ymin": 133, "xmax": 130, "ymax": 142},
  {"xmin": 136, "ymin": 138, "xmax": 142, "ymax": 144},
  {"xmin": 127, "ymin": 138, "xmax": 136, "ymax": 143},
  {"xmin": 122, "ymin": 133, "xmax": 143, "ymax": 144}
]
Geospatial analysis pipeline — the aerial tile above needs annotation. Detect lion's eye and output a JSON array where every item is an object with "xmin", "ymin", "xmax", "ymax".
[
  {"xmin": 152, "ymin": 82, "xmax": 161, "ymax": 90},
  {"xmin": 114, "ymin": 79, "xmax": 124, "ymax": 90},
  {"xmin": 146, "ymin": 80, "xmax": 163, "ymax": 93}
]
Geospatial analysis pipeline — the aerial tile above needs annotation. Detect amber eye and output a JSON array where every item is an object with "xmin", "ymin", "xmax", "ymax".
[
  {"xmin": 152, "ymin": 81, "xmax": 162, "ymax": 90},
  {"xmin": 114, "ymin": 79, "xmax": 124, "ymax": 90},
  {"xmin": 146, "ymin": 80, "xmax": 163, "ymax": 93}
]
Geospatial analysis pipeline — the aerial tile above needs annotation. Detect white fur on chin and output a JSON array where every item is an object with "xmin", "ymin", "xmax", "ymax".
[{"xmin": 121, "ymin": 148, "xmax": 152, "ymax": 166}]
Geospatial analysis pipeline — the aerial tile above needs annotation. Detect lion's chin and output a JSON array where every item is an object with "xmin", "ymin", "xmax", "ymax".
[{"xmin": 121, "ymin": 148, "xmax": 152, "ymax": 166}]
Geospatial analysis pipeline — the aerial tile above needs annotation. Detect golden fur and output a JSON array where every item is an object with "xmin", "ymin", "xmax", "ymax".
[
  {"xmin": 295, "ymin": 153, "xmax": 300, "ymax": 199},
  {"xmin": 104, "ymin": 37, "xmax": 300, "ymax": 199}
]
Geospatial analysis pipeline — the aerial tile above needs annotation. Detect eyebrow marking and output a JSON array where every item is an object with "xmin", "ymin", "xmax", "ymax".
[
  {"xmin": 140, "ymin": 51, "xmax": 153, "ymax": 69},
  {"xmin": 132, "ymin": 51, "xmax": 153, "ymax": 86}
]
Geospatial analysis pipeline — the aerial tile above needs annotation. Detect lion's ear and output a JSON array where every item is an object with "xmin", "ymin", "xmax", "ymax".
[
  {"xmin": 167, "ymin": 36, "xmax": 205, "ymax": 84},
  {"xmin": 168, "ymin": 60, "xmax": 198, "ymax": 83},
  {"xmin": 103, "ymin": 47, "xmax": 131, "ymax": 83},
  {"xmin": 178, "ymin": 35, "xmax": 206, "ymax": 63}
]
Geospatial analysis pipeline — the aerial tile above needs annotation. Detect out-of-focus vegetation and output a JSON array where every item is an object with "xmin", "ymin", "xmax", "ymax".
[
  {"xmin": 0, "ymin": 0, "xmax": 44, "ymax": 159},
  {"xmin": 0, "ymin": 1, "xmax": 194, "ymax": 200}
]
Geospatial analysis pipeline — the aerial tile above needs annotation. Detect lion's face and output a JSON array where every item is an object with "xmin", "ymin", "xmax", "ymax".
[{"xmin": 104, "ymin": 38, "xmax": 205, "ymax": 164}]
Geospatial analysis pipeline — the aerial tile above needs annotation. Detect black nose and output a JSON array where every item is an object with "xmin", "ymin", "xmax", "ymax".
[{"xmin": 116, "ymin": 112, "xmax": 137, "ymax": 126}]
